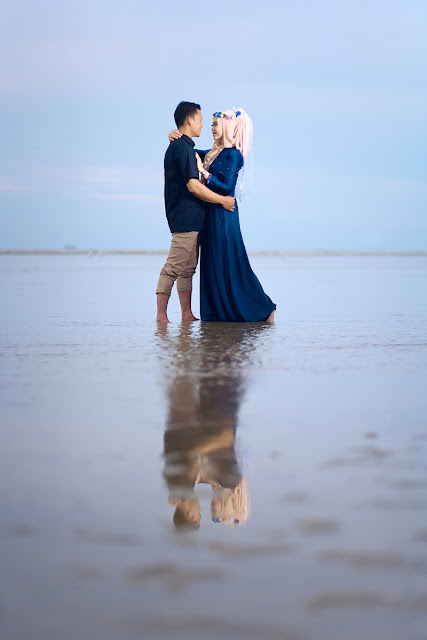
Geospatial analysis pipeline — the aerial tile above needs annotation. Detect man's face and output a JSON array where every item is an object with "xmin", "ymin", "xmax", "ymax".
[{"xmin": 189, "ymin": 109, "xmax": 203, "ymax": 137}]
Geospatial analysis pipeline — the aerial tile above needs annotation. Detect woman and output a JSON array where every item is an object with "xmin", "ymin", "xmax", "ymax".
[{"xmin": 169, "ymin": 108, "xmax": 276, "ymax": 323}]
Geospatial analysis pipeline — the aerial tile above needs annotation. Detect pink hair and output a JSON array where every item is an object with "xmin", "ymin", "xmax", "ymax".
[{"xmin": 216, "ymin": 108, "xmax": 253, "ymax": 159}]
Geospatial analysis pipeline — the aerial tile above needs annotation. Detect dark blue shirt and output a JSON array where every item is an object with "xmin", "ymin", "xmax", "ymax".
[{"xmin": 164, "ymin": 135, "xmax": 205, "ymax": 233}]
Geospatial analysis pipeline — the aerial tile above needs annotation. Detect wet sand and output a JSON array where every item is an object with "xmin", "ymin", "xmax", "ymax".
[{"xmin": 1, "ymin": 253, "xmax": 426, "ymax": 640}]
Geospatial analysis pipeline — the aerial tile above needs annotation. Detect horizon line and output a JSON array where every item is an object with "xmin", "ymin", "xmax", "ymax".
[{"xmin": 1, "ymin": 249, "xmax": 426, "ymax": 257}]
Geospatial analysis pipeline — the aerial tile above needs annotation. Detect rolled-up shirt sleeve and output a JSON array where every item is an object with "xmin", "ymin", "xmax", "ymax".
[{"xmin": 174, "ymin": 145, "xmax": 199, "ymax": 183}]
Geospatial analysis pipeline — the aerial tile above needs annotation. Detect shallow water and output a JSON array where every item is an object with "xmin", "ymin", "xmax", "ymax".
[{"xmin": 1, "ymin": 254, "xmax": 427, "ymax": 640}]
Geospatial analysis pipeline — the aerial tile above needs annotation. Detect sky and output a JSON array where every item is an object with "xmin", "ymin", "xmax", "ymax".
[{"xmin": 0, "ymin": 0, "xmax": 426, "ymax": 251}]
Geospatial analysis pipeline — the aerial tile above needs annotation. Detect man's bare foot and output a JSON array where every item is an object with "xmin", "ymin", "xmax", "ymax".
[
  {"xmin": 266, "ymin": 310, "xmax": 275, "ymax": 324},
  {"xmin": 181, "ymin": 313, "xmax": 199, "ymax": 322},
  {"xmin": 156, "ymin": 314, "xmax": 170, "ymax": 323}
]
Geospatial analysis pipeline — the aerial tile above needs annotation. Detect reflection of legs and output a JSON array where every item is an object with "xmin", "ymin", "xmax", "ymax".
[
  {"xmin": 164, "ymin": 375, "xmax": 201, "ymax": 529},
  {"xmin": 156, "ymin": 232, "xmax": 199, "ymax": 322}
]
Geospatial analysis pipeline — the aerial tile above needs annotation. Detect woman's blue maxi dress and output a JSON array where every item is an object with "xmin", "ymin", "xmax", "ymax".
[{"xmin": 196, "ymin": 147, "xmax": 276, "ymax": 322}]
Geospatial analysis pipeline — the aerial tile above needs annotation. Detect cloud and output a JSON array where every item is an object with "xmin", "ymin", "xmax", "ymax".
[
  {"xmin": 12, "ymin": 165, "xmax": 163, "ymax": 199},
  {"xmin": 89, "ymin": 192, "xmax": 163, "ymax": 204},
  {"xmin": 1, "ymin": 1, "xmax": 425, "ymax": 98},
  {"xmin": 245, "ymin": 169, "xmax": 427, "ymax": 230},
  {"xmin": 0, "ymin": 176, "xmax": 28, "ymax": 193},
  {"xmin": 251, "ymin": 83, "xmax": 427, "ymax": 116},
  {"xmin": 70, "ymin": 166, "xmax": 158, "ymax": 188}
]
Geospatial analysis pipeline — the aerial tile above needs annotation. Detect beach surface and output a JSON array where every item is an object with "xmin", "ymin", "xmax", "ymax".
[{"xmin": 1, "ymin": 253, "xmax": 427, "ymax": 640}]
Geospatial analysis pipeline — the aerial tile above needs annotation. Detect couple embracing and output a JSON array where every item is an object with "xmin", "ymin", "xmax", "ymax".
[{"xmin": 156, "ymin": 101, "xmax": 276, "ymax": 324}]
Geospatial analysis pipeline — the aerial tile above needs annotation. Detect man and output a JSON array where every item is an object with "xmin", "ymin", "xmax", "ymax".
[{"xmin": 156, "ymin": 101, "xmax": 235, "ymax": 323}]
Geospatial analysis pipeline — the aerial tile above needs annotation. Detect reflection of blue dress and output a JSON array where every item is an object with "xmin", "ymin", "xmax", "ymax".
[{"xmin": 196, "ymin": 147, "xmax": 276, "ymax": 322}]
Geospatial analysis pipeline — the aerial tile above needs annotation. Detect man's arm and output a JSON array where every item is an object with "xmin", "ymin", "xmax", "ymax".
[{"xmin": 187, "ymin": 179, "xmax": 235, "ymax": 212}]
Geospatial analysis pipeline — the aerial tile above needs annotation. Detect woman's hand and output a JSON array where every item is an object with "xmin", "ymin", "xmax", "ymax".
[
  {"xmin": 195, "ymin": 153, "xmax": 204, "ymax": 174},
  {"xmin": 168, "ymin": 130, "xmax": 181, "ymax": 142}
]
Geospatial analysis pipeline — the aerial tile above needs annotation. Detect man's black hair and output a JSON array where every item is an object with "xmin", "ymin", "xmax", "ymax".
[{"xmin": 174, "ymin": 101, "xmax": 201, "ymax": 128}]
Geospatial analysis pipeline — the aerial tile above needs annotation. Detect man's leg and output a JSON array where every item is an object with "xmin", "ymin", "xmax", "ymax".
[
  {"xmin": 156, "ymin": 292, "xmax": 170, "ymax": 323},
  {"xmin": 156, "ymin": 232, "xmax": 198, "ymax": 322},
  {"xmin": 156, "ymin": 237, "xmax": 177, "ymax": 323},
  {"xmin": 176, "ymin": 233, "xmax": 199, "ymax": 322},
  {"xmin": 178, "ymin": 290, "xmax": 196, "ymax": 322}
]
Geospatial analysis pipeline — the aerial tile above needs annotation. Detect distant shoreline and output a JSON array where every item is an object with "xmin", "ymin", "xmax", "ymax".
[{"xmin": 0, "ymin": 249, "xmax": 426, "ymax": 258}]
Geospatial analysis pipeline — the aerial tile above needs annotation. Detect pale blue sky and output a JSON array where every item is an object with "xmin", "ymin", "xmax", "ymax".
[{"xmin": 0, "ymin": 0, "xmax": 426, "ymax": 250}]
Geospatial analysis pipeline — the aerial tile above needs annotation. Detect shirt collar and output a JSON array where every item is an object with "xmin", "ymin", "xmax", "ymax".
[{"xmin": 180, "ymin": 134, "xmax": 195, "ymax": 148}]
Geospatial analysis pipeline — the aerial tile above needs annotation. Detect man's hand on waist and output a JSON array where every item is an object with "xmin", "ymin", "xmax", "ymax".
[{"xmin": 221, "ymin": 196, "xmax": 235, "ymax": 212}]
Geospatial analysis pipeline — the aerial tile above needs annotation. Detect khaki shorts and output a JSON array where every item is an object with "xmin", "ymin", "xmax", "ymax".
[{"xmin": 156, "ymin": 231, "xmax": 199, "ymax": 296}]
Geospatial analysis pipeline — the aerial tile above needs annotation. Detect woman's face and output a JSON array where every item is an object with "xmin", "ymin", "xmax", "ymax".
[{"xmin": 211, "ymin": 117, "xmax": 221, "ymax": 141}]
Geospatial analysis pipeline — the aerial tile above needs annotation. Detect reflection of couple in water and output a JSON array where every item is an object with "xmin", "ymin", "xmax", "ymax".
[
  {"xmin": 159, "ymin": 322, "xmax": 266, "ymax": 530},
  {"xmin": 164, "ymin": 400, "xmax": 250, "ymax": 529}
]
